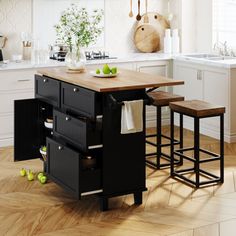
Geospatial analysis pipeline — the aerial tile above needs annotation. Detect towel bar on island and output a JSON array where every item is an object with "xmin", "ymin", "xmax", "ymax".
[{"xmin": 108, "ymin": 93, "xmax": 153, "ymax": 107}]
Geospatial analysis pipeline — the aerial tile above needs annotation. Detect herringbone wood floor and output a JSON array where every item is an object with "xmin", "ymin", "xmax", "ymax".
[{"xmin": 1, "ymin": 127, "xmax": 236, "ymax": 236}]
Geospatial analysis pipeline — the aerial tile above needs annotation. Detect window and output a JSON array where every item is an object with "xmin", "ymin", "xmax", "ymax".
[{"xmin": 213, "ymin": 0, "xmax": 236, "ymax": 48}]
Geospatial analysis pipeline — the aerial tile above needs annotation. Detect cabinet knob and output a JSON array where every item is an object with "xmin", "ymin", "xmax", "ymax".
[
  {"xmin": 58, "ymin": 146, "xmax": 63, "ymax": 150},
  {"xmin": 65, "ymin": 117, "xmax": 71, "ymax": 121},
  {"xmin": 43, "ymin": 78, "xmax": 48, "ymax": 83},
  {"xmin": 197, "ymin": 71, "xmax": 202, "ymax": 80},
  {"xmin": 73, "ymin": 88, "xmax": 79, "ymax": 92}
]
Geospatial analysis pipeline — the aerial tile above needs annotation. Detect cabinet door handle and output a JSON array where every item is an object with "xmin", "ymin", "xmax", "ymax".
[
  {"xmin": 58, "ymin": 146, "xmax": 63, "ymax": 150},
  {"xmin": 65, "ymin": 116, "xmax": 71, "ymax": 121},
  {"xmin": 17, "ymin": 79, "xmax": 30, "ymax": 82},
  {"xmin": 197, "ymin": 71, "xmax": 202, "ymax": 80},
  {"xmin": 43, "ymin": 78, "xmax": 48, "ymax": 83},
  {"xmin": 73, "ymin": 88, "xmax": 79, "ymax": 92}
]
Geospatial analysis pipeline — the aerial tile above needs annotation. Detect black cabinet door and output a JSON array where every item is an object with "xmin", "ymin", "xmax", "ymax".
[
  {"xmin": 35, "ymin": 75, "xmax": 60, "ymax": 107},
  {"xmin": 53, "ymin": 110, "xmax": 102, "ymax": 152},
  {"xmin": 61, "ymin": 82, "xmax": 102, "ymax": 119},
  {"xmin": 47, "ymin": 138, "xmax": 80, "ymax": 196},
  {"xmin": 14, "ymin": 99, "xmax": 41, "ymax": 161}
]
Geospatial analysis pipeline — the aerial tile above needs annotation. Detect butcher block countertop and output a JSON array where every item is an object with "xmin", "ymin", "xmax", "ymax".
[{"xmin": 38, "ymin": 67, "xmax": 184, "ymax": 92}]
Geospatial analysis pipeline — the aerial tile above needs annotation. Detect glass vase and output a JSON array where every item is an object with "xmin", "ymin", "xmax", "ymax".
[{"xmin": 65, "ymin": 46, "xmax": 86, "ymax": 71}]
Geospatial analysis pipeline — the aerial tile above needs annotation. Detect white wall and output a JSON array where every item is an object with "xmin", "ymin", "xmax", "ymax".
[
  {"xmin": 0, "ymin": 0, "xmax": 213, "ymax": 59},
  {"xmin": 196, "ymin": 0, "xmax": 212, "ymax": 53},
  {"xmin": 0, "ymin": 0, "xmax": 171, "ymax": 59},
  {"xmin": 104, "ymin": 0, "xmax": 168, "ymax": 56},
  {"xmin": 33, "ymin": 0, "xmax": 105, "ymax": 50},
  {"xmin": 0, "ymin": 0, "xmax": 32, "ymax": 59}
]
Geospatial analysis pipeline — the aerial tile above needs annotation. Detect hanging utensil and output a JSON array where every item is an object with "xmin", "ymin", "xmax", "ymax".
[
  {"xmin": 129, "ymin": 0, "xmax": 133, "ymax": 17},
  {"xmin": 136, "ymin": 0, "xmax": 141, "ymax": 21},
  {"xmin": 144, "ymin": 0, "xmax": 149, "ymax": 23}
]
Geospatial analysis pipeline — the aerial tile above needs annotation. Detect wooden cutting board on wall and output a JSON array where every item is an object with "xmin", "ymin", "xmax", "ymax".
[{"xmin": 134, "ymin": 12, "xmax": 170, "ymax": 53}]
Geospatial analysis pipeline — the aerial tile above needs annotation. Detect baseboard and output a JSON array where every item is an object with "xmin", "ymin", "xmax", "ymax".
[{"xmin": 0, "ymin": 138, "xmax": 13, "ymax": 148}]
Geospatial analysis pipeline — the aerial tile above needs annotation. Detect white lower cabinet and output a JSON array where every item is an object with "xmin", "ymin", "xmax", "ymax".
[
  {"xmin": 173, "ymin": 60, "xmax": 234, "ymax": 143},
  {"xmin": 0, "ymin": 69, "xmax": 37, "ymax": 147},
  {"xmin": 136, "ymin": 60, "xmax": 171, "ymax": 128}
]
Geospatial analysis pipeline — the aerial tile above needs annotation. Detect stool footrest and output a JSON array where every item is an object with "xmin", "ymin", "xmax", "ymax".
[
  {"xmin": 174, "ymin": 147, "xmax": 222, "ymax": 163},
  {"xmin": 146, "ymin": 152, "xmax": 180, "ymax": 162},
  {"xmin": 172, "ymin": 168, "xmax": 223, "ymax": 188},
  {"xmin": 146, "ymin": 140, "xmax": 180, "ymax": 147}
]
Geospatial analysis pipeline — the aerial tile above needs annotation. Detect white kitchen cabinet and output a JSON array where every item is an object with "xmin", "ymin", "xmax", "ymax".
[
  {"xmin": 136, "ymin": 60, "xmax": 171, "ymax": 127},
  {"xmin": 173, "ymin": 63, "xmax": 203, "ymax": 100},
  {"xmin": 0, "ymin": 69, "xmax": 37, "ymax": 147},
  {"xmin": 173, "ymin": 60, "xmax": 233, "ymax": 142}
]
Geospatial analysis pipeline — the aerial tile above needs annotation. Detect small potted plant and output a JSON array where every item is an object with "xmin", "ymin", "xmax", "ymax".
[{"xmin": 55, "ymin": 4, "xmax": 103, "ymax": 71}]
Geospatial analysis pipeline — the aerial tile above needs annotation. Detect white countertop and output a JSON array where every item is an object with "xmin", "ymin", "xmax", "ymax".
[
  {"xmin": 3, "ymin": 52, "xmax": 235, "ymax": 71},
  {"xmin": 0, "ymin": 53, "xmax": 172, "ymax": 71},
  {"xmin": 173, "ymin": 54, "xmax": 236, "ymax": 69}
]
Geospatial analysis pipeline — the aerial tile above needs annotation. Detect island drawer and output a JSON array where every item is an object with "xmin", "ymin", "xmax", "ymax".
[
  {"xmin": 35, "ymin": 75, "xmax": 60, "ymax": 107},
  {"xmin": 46, "ymin": 138, "xmax": 102, "ymax": 197},
  {"xmin": 53, "ymin": 109, "xmax": 102, "ymax": 152},
  {"xmin": 61, "ymin": 82, "xmax": 102, "ymax": 120}
]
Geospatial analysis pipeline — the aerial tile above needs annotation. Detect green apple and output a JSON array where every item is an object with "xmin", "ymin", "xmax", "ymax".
[
  {"xmin": 27, "ymin": 171, "xmax": 34, "ymax": 181},
  {"xmin": 96, "ymin": 69, "xmax": 100, "ymax": 74},
  {"xmin": 111, "ymin": 67, "xmax": 117, "ymax": 74},
  {"xmin": 41, "ymin": 146, "xmax": 47, "ymax": 152},
  {"xmin": 103, "ymin": 64, "xmax": 111, "ymax": 75},
  {"xmin": 39, "ymin": 175, "xmax": 47, "ymax": 184},
  {"xmin": 20, "ymin": 168, "xmax": 26, "ymax": 177},
  {"xmin": 37, "ymin": 172, "xmax": 44, "ymax": 181}
]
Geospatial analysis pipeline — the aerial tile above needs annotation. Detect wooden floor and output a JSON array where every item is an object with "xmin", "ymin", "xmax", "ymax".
[{"xmin": 1, "ymin": 127, "xmax": 236, "ymax": 235}]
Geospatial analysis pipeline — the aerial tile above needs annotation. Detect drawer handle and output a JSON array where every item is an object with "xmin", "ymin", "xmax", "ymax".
[
  {"xmin": 65, "ymin": 117, "xmax": 71, "ymax": 121},
  {"xmin": 73, "ymin": 88, "xmax": 79, "ymax": 92},
  {"xmin": 43, "ymin": 78, "xmax": 48, "ymax": 83},
  {"xmin": 58, "ymin": 146, "xmax": 63, "ymax": 150},
  {"xmin": 17, "ymin": 79, "xmax": 30, "ymax": 82}
]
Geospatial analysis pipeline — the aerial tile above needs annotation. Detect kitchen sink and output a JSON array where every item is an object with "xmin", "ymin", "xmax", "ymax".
[
  {"xmin": 184, "ymin": 54, "xmax": 236, "ymax": 61},
  {"xmin": 207, "ymin": 56, "xmax": 236, "ymax": 61},
  {"xmin": 185, "ymin": 54, "xmax": 219, "ymax": 59}
]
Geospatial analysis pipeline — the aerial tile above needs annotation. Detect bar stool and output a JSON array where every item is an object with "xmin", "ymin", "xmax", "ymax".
[
  {"xmin": 169, "ymin": 100, "xmax": 225, "ymax": 188},
  {"xmin": 146, "ymin": 91, "xmax": 184, "ymax": 169}
]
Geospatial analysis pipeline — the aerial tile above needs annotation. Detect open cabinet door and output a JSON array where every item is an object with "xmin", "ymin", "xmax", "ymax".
[{"xmin": 14, "ymin": 99, "xmax": 41, "ymax": 161}]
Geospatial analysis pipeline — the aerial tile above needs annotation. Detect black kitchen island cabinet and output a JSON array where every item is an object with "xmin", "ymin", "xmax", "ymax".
[{"xmin": 14, "ymin": 67, "xmax": 184, "ymax": 211}]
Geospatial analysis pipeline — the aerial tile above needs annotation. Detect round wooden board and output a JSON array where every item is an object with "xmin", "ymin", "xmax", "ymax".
[
  {"xmin": 134, "ymin": 12, "xmax": 170, "ymax": 52},
  {"xmin": 134, "ymin": 24, "xmax": 160, "ymax": 53}
]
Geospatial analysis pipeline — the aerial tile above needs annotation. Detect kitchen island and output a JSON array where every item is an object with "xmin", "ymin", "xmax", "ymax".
[{"xmin": 14, "ymin": 67, "xmax": 184, "ymax": 211}]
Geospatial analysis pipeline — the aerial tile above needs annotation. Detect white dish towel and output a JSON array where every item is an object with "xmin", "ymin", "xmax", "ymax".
[{"xmin": 121, "ymin": 100, "xmax": 144, "ymax": 134}]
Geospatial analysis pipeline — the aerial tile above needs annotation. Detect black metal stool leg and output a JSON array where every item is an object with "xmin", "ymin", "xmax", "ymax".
[
  {"xmin": 170, "ymin": 110, "xmax": 175, "ymax": 176},
  {"xmin": 194, "ymin": 118, "xmax": 200, "ymax": 188},
  {"xmin": 156, "ymin": 106, "xmax": 162, "ymax": 169},
  {"xmin": 220, "ymin": 114, "xmax": 224, "ymax": 183},
  {"xmin": 179, "ymin": 114, "xmax": 184, "ymax": 165}
]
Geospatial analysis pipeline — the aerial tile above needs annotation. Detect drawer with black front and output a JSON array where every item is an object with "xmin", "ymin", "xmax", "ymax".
[
  {"xmin": 35, "ymin": 75, "xmax": 60, "ymax": 107},
  {"xmin": 61, "ymin": 82, "xmax": 102, "ymax": 120},
  {"xmin": 53, "ymin": 109, "xmax": 102, "ymax": 152},
  {"xmin": 46, "ymin": 138, "xmax": 102, "ymax": 198}
]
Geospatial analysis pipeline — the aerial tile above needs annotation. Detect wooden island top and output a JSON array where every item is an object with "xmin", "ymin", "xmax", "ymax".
[{"xmin": 38, "ymin": 67, "xmax": 184, "ymax": 92}]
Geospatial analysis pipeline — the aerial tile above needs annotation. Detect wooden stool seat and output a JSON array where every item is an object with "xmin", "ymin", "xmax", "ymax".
[
  {"xmin": 170, "ymin": 100, "xmax": 225, "ymax": 118},
  {"xmin": 145, "ymin": 91, "xmax": 184, "ymax": 169},
  {"xmin": 149, "ymin": 91, "xmax": 184, "ymax": 107}
]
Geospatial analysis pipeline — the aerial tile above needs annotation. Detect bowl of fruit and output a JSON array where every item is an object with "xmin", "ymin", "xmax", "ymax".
[{"xmin": 90, "ymin": 64, "xmax": 118, "ymax": 78}]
